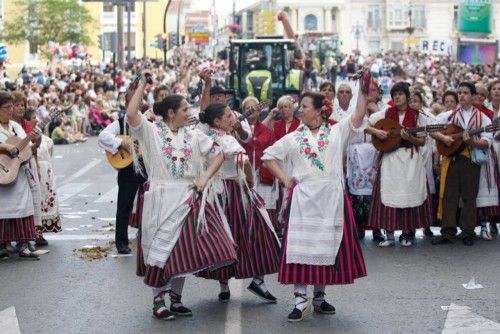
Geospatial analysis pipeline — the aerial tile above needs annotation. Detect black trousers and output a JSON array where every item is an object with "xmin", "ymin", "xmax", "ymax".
[
  {"xmin": 441, "ymin": 155, "xmax": 481, "ymax": 238},
  {"xmin": 116, "ymin": 166, "xmax": 146, "ymax": 248}
]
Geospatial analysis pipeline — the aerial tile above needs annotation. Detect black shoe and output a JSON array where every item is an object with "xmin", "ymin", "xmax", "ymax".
[
  {"xmin": 431, "ymin": 236, "xmax": 455, "ymax": 245},
  {"xmin": 247, "ymin": 281, "xmax": 277, "ymax": 303},
  {"xmin": 287, "ymin": 303, "xmax": 313, "ymax": 322},
  {"xmin": 490, "ymin": 224, "xmax": 498, "ymax": 235},
  {"xmin": 407, "ymin": 230, "xmax": 416, "ymax": 240},
  {"xmin": 372, "ymin": 230, "xmax": 385, "ymax": 242},
  {"xmin": 18, "ymin": 247, "xmax": 40, "ymax": 260},
  {"xmin": 0, "ymin": 248, "xmax": 9, "ymax": 260},
  {"xmin": 170, "ymin": 304, "xmax": 193, "ymax": 317},
  {"xmin": 35, "ymin": 237, "xmax": 49, "ymax": 247},
  {"xmin": 313, "ymin": 301, "xmax": 336, "ymax": 314},
  {"xmin": 462, "ymin": 236, "xmax": 474, "ymax": 246},
  {"xmin": 424, "ymin": 227, "xmax": 434, "ymax": 237},
  {"xmin": 117, "ymin": 246, "xmax": 131, "ymax": 254},
  {"xmin": 218, "ymin": 291, "xmax": 230, "ymax": 303}
]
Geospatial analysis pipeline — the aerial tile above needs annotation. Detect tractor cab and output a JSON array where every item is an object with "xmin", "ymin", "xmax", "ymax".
[{"xmin": 227, "ymin": 38, "xmax": 303, "ymax": 109}]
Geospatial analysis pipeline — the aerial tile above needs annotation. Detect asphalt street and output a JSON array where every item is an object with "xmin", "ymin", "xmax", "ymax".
[{"xmin": 0, "ymin": 137, "xmax": 499, "ymax": 334}]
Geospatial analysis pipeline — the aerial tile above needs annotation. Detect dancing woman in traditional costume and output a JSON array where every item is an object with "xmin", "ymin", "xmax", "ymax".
[
  {"xmin": 126, "ymin": 76, "xmax": 238, "ymax": 321},
  {"xmin": 262, "ymin": 73, "xmax": 375, "ymax": 322},
  {"xmin": 196, "ymin": 103, "xmax": 281, "ymax": 303}
]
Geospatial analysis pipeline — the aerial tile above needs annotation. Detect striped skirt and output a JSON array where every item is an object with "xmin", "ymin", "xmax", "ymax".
[
  {"xmin": 279, "ymin": 192, "xmax": 367, "ymax": 285},
  {"xmin": 0, "ymin": 216, "xmax": 37, "ymax": 243},
  {"xmin": 367, "ymin": 173, "xmax": 433, "ymax": 231},
  {"xmin": 144, "ymin": 197, "xmax": 238, "ymax": 288},
  {"xmin": 134, "ymin": 181, "xmax": 149, "ymax": 276},
  {"xmin": 197, "ymin": 179, "xmax": 281, "ymax": 281},
  {"xmin": 129, "ymin": 181, "xmax": 148, "ymax": 229}
]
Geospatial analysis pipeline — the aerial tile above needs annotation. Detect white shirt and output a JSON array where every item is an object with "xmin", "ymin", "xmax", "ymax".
[{"xmin": 97, "ymin": 119, "xmax": 123, "ymax": 155}]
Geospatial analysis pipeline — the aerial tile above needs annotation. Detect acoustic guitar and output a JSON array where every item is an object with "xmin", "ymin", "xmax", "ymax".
[
  {"xmin": 436, "ymin": 119, "xmax": 500, "ymax": 157},
  {"xmin": 0, "ymin": 108, "xmax": 64, "ymax": 186},
  {"xmin": 371, "ymin": 118, "xmax": 446, "ymax": 152}
]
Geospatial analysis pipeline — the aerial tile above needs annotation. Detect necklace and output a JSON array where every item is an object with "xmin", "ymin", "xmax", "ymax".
[
  {"xmin": 294, "ymin": 123, "xmax": 330, "ymax": 171},
  {"xmin": 156, "ymin": 121, "xmax": 193, "ymax": 177}
]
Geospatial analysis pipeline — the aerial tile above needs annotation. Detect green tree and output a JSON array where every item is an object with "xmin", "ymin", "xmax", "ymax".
[{"xmin": 0, "ymin": 0, "xmax": 94, "ymax": 58}]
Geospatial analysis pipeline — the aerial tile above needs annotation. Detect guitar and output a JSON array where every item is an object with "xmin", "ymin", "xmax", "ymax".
[
  {"xmin": 105, "ymin": 135, "xmax": 141, "ymax": 170},
  {"xmin": 0, "ymin": 107, "xmax": 64, "ymax": 186},
  {"xmin": 371, "ymin": 118, "xmax": 446, "ymax": 152},
  {"xmin": 186, "ymin": 100, "xmax": 271, "ymax": 128},
  {"xmin": 436, "ymin": 119, "xmax": 500, "ymax": 157},
  {"xmin": 238, "ymin": 100, "xmax": 271, "ymax": 122},
  {"xmin": 106, "ymin": 68, "xmax": 154, "ymax": 170}
]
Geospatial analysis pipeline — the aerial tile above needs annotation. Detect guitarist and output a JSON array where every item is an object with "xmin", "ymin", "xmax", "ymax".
[
  {"xmin": 366, "ymin": 82, "xmax": 432, "ymax": 247},
  {"xmin": 98, "ymin": 105, "xmax": 147, "ymax": 254},
  {"xmin": 0, "ymin": 91, "xmax": 40, "ymax": 260},
  {"xmin": 431, "ymin": 82, "xmax": 492, "ymax": 247}
]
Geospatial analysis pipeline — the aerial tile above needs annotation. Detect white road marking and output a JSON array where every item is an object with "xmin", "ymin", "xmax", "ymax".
[
  {"xmin": 45, "ymin": 234, "xmax": 136, "ymax": 241},
  {"xmin": 0, "ymin": 307, "xmax": 21, "ymax": 334},
  {"xmin": 63, "ymin": 159, "xmax": 102, "ymax": 184},
  {"xmin": 94, "ymin": 185, "xmax": 118, "ymax": 203},
  {"xmin": 63, "ymin": 215, "xmax": 82, "ymax": 219},
  {"xmin": 224, "ymin": 280, "xmax": 242, "ymax": 334},
  {"xmin": 98, "ymin": 217, "xmax": 116, "ymax": 221},
  {"xmin": 442, "ymin": 303, "xmax": 500, "ymax": 333},
  {"xmin": 58, "ymin": 183, "xmax": 92, "ymax": 203}
]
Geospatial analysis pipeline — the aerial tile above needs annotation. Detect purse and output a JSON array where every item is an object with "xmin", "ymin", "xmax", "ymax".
[{"xmin": 471, "ymin": 147, "xmax": 488, "ymax": 165}]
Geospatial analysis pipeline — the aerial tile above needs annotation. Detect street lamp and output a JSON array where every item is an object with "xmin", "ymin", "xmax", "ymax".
[
  {"xmin": 163, "ymin": 0, "xmax": 173, "ymax": 66},
  {"xmin": 406, "ymin": 9, "xmax": 415, "ymax": 36},
  {"xmin": 405, "ymin": 8, "xmax": 415, "ymax": 50},
  {"xmin": 351, "ymin": 22, "xmax": 363, "ymax": 51}
]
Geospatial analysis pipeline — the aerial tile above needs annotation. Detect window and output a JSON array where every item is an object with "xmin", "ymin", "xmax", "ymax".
[
  {"xmin": 367, "ymin": 5, "xmax": 381, "ymax": 29},
  {"xmin": 103, "ymin": 2, "xmax": 113, "ymax": 12},
  {"xmin": 391, "ymin": 41, "xmax": 403, "ymax": 51},
  {"xmin": 387, "ymin": 4, "xmax": 404, "ymax": 27},
  {"xmin": 304, "ymin": 14, "xmax": 318, "ymax": 31},
  {"xmin": 411, "ymin": 5, "xmax": 425, "ymax": 29},
  {"xmin": 368, "ymin": 40, "xmax": 381, "ymax": 53}
]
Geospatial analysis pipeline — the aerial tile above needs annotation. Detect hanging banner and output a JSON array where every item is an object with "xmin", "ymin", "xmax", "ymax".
[
  {"xmin": 457, "ymin": 0, "xmax": 492, "ymax": 34},
  {"xmin": 457, "ymin": 40, "xmax": 497, "ymax": 65},
  {"xmin": 419, "ymin": 38, "xmax": 452, "ymax": 55}
]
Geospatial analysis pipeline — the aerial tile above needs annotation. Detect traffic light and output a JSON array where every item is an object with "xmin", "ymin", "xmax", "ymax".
[
  {"xmin": 162, "ymin": 33, "xmax": 168, "ymax": 49},
  {"xmin": 155, "ymin": 34, "xmax": 163, "ymax": 49}
]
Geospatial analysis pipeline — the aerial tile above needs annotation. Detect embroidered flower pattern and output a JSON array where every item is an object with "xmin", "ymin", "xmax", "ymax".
[
  {"xmin": 294, "ymin": 124, "xmax": 330, "ymax": 171},
  {"xmin": 207, "ymin": 128, "xmax": 227, "ymax": 140},
  {"xmin": 156, "ymin": 122, "xmax": 193, "ymax": 177}
]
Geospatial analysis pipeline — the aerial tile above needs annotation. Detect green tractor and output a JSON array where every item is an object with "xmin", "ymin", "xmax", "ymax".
[{"xmin": 226, "ymin": 38, "xmax": 303, "ymax": 109}]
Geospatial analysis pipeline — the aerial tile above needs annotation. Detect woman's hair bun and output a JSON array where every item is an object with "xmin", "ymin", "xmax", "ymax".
[
  {"xmin": 152, "ymin": 101, "xmax": 162, "ymax": 115},
  {"xmin": 198, "ymin": 112, "xmax": 207, "ymax": 124}
]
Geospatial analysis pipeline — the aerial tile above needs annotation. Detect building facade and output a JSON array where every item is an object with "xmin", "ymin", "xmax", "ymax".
[
  {"xmin": 236, "ymin": 0, "xmax": 500, "ymax": 58},
  {"xmin": 0, "ymin": 0, "xmax": 213, "ymax": 68}
]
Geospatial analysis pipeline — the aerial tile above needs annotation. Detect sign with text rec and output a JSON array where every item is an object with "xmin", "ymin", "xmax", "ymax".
[{"xmin": 419, "ymin": 38, "xmax": 452, "ymax": 55}]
